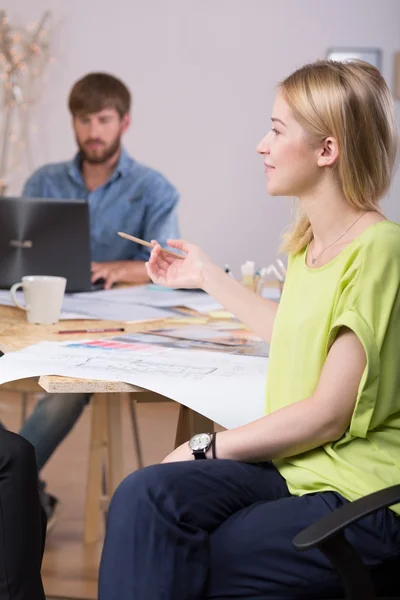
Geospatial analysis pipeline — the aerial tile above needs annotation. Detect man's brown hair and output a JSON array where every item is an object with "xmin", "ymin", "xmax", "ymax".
[{"xmin": 68, "ymin": 73, "xmax": 131, "ymax": 118}]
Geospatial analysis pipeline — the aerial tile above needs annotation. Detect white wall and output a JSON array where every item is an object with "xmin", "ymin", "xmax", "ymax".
[{"xmin": 4, "ymin": 0, "xmax": 400, "ymax": 274}]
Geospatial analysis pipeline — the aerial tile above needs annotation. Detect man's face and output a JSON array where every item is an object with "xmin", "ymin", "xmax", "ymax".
[{"xmin": 73, "ymin": 107, "xmax": 130, "ymax": 164}]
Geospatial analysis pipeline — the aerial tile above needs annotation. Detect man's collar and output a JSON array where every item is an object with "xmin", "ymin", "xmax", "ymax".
[
  {"xmin": 67, "ymin": 147, "xmax": 133, "ymax": 185},
  {"xmin": 67, "ymin": 153, "xmax": 84, "ymax": 185},
  {"xmin": 116, "ymin": 148, "xmax": 133, "ymax": 177}
]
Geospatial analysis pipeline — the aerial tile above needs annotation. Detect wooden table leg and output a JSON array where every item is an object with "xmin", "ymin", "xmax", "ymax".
[
  {"xmin": 106, "ymin": 393, "xmax": 124, "ymax": 497},
  {"xmin": 175, "ymin": 405, "xmax": 214, "ymax": 448},
  {"xmin": 84, "ymin": 393, "xmax": 107, "ymax": 544},
  {"xmin": 127, "ymin": 393, "xmax": 144, "ymax": 469}
]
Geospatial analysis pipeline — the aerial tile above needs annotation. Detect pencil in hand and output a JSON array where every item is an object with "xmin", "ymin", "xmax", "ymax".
[{"xmin": 117, "ymin": 232, "xmax": 185, "ymax": 259}]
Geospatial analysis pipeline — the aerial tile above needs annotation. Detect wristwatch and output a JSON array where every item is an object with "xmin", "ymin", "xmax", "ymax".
[{"xmin": 188, "ymin": 433, "xmax": 212, "ymax": 459}]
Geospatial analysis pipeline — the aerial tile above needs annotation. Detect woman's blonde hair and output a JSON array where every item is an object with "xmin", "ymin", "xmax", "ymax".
[{"xmin": 280, "ymin": 60, "xmax": 398, "ymax": 254}]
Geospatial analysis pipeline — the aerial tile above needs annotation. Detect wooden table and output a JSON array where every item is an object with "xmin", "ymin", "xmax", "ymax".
[{"xmin": 0, "ymin": 304, "xmax": 214, "ymax": 542}]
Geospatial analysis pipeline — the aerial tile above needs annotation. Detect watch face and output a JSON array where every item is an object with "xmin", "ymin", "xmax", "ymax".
[{"xmin": 189, "ymin": 433, "xmax": 211, "ymax": 452}]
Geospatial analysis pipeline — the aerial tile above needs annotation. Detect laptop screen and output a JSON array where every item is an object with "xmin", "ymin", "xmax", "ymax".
[{"xmin": 0, "ymin": 196, "xmax": 93, "ymax": 293}]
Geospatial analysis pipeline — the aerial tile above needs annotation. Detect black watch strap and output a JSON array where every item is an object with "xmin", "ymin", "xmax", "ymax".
[
  {"xmin": 211, "ymin": 432, "xmax": 217, "ymax": 459},
  {"xmin": 193, "ymin": 450, "xmax": 207, "ymax": 460}
]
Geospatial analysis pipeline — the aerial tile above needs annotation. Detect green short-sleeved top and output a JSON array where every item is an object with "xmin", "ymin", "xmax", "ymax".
[{"xmin": 266, "ymin": 221, "xmax": 400, "ymax": 514}]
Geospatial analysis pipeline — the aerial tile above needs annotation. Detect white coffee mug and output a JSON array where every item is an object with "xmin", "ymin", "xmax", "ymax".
[{"xmin": 10, "ymin": 275, "xmax": 67, "ymax": 325}]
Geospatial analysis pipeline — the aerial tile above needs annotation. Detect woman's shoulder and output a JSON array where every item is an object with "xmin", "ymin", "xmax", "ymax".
[
  {"xmin": 355, "ymin": 220, "xmax": 400, "ymax": 260},
  {"xmin": 286, "ymin": 220, "xmax": 400, "ymax": 274}
]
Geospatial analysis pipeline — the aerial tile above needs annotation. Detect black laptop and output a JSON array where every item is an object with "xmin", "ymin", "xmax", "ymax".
[{"xmin": 0, "ymin": 196, "xmax": 99, "ymax": 293}]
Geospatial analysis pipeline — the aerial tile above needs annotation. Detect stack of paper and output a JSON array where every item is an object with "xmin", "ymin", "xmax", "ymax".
[
  {"xmin": 0, "ymin": 288, "xmax": 178, "ymax": 322},
  {"xmin": 0, "ymin": 290, "xmax": 97, "ymax": 320},
  {"xmin": 61, "ymin": 294, "xmax": 173, "ymax": 321},
  {"xmin": 70, "ymin": 286, "xmax": 223, "ymax": 313},
  {"xmin": 0, "ymin": 284, "xmax": 279, "ymax": 323}
]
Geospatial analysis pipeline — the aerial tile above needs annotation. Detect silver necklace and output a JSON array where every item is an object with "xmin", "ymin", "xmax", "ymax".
[{"xmin": 310, "ymin": 212, "xmax": 367, "ymax": 265}]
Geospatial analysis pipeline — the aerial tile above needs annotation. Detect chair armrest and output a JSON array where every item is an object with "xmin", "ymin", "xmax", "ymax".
[{"xmin": 293, "ymin": 484, "xmax": 400, "ymax": 551}]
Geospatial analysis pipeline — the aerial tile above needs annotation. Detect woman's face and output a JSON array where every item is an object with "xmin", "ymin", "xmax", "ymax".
[{"xmin": 257, "ymin": 93, "xmax": 323, "ymax": 198}]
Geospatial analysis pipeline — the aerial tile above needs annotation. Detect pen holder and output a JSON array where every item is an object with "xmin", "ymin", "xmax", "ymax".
[
  {"xmin": 242, "ymin": 276, "xmax": 257, "ymax": 293},
  {"xmin": 255, "ymin": 278, "xmax": 284, "ymax": 299},
  {"xmin": 253, "ymin": 275, "xmax": 260, "ymax": 294},
  {"xmin": 241, "ymin": 261, "xmax": 256, "ymax": 292}
]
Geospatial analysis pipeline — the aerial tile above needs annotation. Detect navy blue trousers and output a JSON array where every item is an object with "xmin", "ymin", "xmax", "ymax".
[{"xmin": 99, "ymin": 460, "xmax": 400, "ymax": 600}]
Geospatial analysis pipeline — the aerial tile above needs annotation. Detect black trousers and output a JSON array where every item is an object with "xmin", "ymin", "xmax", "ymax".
[
  {"xmin": 0, "ymin": 429, "xmax": 46, "ymax": 600},
  {"xmin": 99, "ymin": 460, "xmax": 400, "ymax": 600}
]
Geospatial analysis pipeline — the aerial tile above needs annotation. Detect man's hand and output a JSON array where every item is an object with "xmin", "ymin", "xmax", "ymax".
[{"xmin": 91, "ymin": 261, "xmax": 150, "ymax": 289}]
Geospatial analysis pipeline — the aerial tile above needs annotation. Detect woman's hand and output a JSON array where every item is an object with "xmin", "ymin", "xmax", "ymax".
[
  {"xmin": 146, "ymin": 239, "xmax": 215, "ymax": 289},
  {"xmin": 147, "ymin": 238, "xmax": 279, "ymax": 345},
  {"xmin": 162, "ymin": 442, "xmax": 194, "ymax": 463}
]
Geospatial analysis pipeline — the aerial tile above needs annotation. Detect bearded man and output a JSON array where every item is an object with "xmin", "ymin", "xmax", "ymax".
[{"xmin": 20, "ymin": 72, "xmax": 180, "ymax": 529}]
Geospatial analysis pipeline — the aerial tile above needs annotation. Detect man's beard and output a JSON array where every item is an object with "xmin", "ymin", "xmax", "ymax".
[{"xmin": 77, "ymin": 134, "xmax": 122, "ymax": 165}]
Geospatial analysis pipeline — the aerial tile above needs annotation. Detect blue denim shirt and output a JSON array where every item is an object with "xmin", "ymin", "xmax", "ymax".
[{"xmin": 22, "ymin": 149, "xmax": 180, "ymax": 262}]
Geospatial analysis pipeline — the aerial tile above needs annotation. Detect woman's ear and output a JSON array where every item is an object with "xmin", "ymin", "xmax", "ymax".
[{"xmin": 317, "ymin": 136, "xmax": 339, "ymax": 167}]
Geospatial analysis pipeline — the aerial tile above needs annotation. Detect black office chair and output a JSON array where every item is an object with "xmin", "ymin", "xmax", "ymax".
[{"xmin": 293, "ymin": 484, "xmax": 400, "ymax": 599}]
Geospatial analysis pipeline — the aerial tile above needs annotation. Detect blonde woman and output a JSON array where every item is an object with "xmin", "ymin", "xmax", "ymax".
[{"xmin": 99, "ymin": 61, "xmax": 400, "ymax": 599}]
